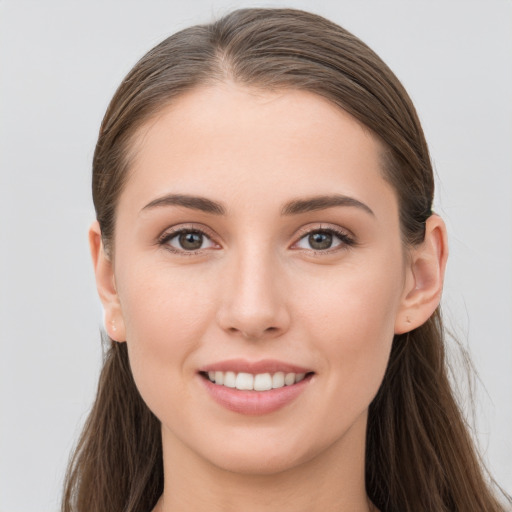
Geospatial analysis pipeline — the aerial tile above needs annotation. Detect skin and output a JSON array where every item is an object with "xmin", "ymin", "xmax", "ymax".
[{"xmin": 90, "ymin": 84, "xmax": 447, "ymax": 512}]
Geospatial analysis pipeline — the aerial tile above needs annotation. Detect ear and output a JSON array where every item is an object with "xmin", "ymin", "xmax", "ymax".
[
  {"xmin": 89, "ymin": 221, "xmax": 126, "ymax": 342},
  {"xmin": 395, "ymin": 214, "xmax": 448, "ymax": 334}
]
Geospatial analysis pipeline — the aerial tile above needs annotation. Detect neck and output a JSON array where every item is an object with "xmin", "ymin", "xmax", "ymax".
[{"xmin": 155, "ymin": 413, "xmax": 375, "ymax": 512}]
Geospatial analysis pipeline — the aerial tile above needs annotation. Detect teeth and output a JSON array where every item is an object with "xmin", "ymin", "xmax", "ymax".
[
  {"xmin": 214, "ymin": 371, "xmax": 224, "ymax": 385},
  {"xmin": 235, "ymin": 372, "xmax": 253, "ymax": 390},
  {"xmin": 254, "ymin": 373, "xmax": 272, "ymax": 391},
  {"xmin": 224, "ymin": 371, "xmax": 236, "ymax": 388},
  {"xmin": 206, "ymin": 370, "xmax": 308, "ymax": 390},
  {"xmin": 272, "ymin": 372, "xmax": 285, "ymax": 388},
  {"xmin": 284, "ymin": 373, "xmax": 295, "ymax": 386}
]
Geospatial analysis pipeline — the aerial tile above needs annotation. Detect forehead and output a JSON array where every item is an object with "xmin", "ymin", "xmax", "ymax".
[
  {"xmin": 122, "ymin": 84, "xmax": 397, "ymax": 218},
  {"xmin": 132, "ymin": 83, "xmax": 380, "ymax": 161}
]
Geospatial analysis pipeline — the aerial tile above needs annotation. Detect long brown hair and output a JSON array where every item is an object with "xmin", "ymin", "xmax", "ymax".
[{"xmin": 63, "ymin": 8, "xmax": 510, "ymax": 511}]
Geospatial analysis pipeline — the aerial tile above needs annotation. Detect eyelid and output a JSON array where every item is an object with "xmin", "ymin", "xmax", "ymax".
[
  {"xmin": 156, "ymin": 222, "xmax": 356, "ymax": 254},
  {"xmin": 290, "ymin": 223, "xmax": 356, "ymax": 252},
  {"xmin": 157, "ymin": 223, "xmax": 221, "ymax": 252}
]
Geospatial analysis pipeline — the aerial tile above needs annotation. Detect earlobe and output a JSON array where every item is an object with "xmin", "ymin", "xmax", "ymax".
[
  {"xmin": 395, "ymin": 215, "xmax": 448, "ymax": 334},
  {"xmin": 88, "ymin": 221, "xmax": 126, "ymax": 342}
]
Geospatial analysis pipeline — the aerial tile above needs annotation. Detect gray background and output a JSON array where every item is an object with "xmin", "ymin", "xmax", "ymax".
[{"xmin": 1, "ymin": 1, "xmax": 511, "ymax": 510}]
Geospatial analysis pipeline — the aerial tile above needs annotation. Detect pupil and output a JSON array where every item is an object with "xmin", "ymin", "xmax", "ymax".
[
  {"xmin": 179, "ymin": 232, "xmax": 203, "ymax": 250},
  {"xmin": 309, "ymin": 232, "xmax": 332, "ymax": 250}
]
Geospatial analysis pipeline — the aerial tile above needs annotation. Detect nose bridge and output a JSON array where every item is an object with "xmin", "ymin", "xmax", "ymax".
[{"xmin": 217, "ymin": 240, "xmax": 289, "ymax": 339}]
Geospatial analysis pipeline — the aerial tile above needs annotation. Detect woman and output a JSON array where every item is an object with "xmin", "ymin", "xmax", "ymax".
[{"xmin": 62, "ymin": 8, "xmax": 510, "ymax": 512}]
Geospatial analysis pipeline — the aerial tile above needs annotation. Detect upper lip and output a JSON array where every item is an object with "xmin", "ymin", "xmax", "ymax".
[{"xmin": 199, "ymin": 359, "xmax": 313, "ymax": 375}]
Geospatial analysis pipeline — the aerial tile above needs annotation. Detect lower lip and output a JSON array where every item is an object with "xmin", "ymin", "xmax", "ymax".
[{"xmin": 200, "ymin": 374, "xmax": 313, "ymax": 415}]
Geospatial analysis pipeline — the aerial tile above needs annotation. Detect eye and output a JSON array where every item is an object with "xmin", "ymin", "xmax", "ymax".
[
  {"xmin": 294, "ymin": 228, "xmax": 354, "ymax": 252},
  {"xmin": 160, "ymin": 229, "xmax": 217, "ymax": 252}
]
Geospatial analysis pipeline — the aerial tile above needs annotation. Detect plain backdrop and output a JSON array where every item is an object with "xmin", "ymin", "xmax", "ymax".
[{"xmin": 0, "ymin": 1, "xmax": 511, "ymax": 510}]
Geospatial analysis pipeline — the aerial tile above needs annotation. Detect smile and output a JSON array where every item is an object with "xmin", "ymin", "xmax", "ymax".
[
  {"xmin": 198, "ymin": 360, "xmax": 314, "ymax": 415},
  {"xmin": 204, "ymin": 371, "xmax": 307, "ymax": 391}
]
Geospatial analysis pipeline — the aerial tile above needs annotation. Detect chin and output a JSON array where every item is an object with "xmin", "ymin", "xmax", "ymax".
[
  {"xmin": 209, "ymin": 445, "xmax": 313, "ymax": 476},
  {"xmin": 188, "ymin": 423, "xmax": 338, "ymax": 477}
]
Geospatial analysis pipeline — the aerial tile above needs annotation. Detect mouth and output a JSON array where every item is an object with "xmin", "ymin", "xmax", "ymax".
[
  {"xmin": 198, "ymin": 360, "xmax": 315, "ymax": 415},
  {"xmin": 199, "ymin": 370, "xmax": 312, "ymax": 391}
]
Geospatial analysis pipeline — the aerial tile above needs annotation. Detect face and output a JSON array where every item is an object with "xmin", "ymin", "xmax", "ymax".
[{"xmin": 104, "ymin": 84, "xmax": 414, "ymax": 475}]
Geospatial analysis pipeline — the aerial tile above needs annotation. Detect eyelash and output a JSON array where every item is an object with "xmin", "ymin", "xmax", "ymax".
[
  {"xmin": 293, "ymin": 226, "xmax": 356, "ymax": 254},
  {"xmin": 157, "ymin": 225, "xmax": 218, "ymax": 255},
  {"xmin": 157, "ymin": 225, "xmax": 356, "ymax": 255}
]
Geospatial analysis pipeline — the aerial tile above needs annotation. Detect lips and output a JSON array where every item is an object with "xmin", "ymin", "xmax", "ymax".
[
  {"xmin": 199, "ymin": 359, "xmax": 312, "ymax": 375},
  {"xmin": 198, "ymin": 359, "xmax": 314, "ymax": 415}
]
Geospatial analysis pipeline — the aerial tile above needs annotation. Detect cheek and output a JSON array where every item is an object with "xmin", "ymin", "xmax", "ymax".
[
  {"xmin": 298, "ymin": 256, "xmax": 403, "ymax": 336},
  {"xmin": 119, "ymin": 261, "xmax": 215, "ymax": 341},
  {"xmin": 297, "ymin": 261, "xmax": 402, "ymax": 396},
  {"xmin": 116, "ymin": 263, "xmax": 215, "ymax": 397}
]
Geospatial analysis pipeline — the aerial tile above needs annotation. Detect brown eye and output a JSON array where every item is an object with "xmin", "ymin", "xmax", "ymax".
[
  {"xmin": 294, "ymin": 228, "xmax": 354, "ymax": 252},
  {"xmin": 163, "ymin": 229, "xmax": 216, "ymax": 252},
  {"xmin": 179, "ymin": 232, "xmax": 204, "ymax": 250},
  {"xmin": 308, "ymin": 232, "xmax": 333, "ymax": 250}
]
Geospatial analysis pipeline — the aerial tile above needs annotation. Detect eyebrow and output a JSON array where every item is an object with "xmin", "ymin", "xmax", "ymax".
[
  {"xmin": 141, "ymin": 193, "xmax": 374, "ymax": 217},
  {"xmin": 142, "ymin": 194, "xmax": 226, "ymax": 215},
  {"xmin": 281, "ymin": 194, "xmax": 374, "ymax": 216}
]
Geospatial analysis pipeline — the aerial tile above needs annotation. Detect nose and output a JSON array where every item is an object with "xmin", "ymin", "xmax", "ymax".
[{"xmin": 216, "ymin": 248, "xmax": 291, "ymax": 341}]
